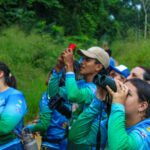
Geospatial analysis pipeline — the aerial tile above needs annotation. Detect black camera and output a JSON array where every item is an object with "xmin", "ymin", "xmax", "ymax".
[
  {"xmin": 93, "ymin": 74, "xmax": 117, "ymax": 116},
  {"xmin": 48, "ymin": 94, "xmax": 72, "ymax": 119},
  {"xmin": 93, "ymin": 74, "xmax": 117, "ymax": 92}
]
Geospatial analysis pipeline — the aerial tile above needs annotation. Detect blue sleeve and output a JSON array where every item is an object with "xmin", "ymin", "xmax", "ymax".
[{"xmin": 0, "ymin": 93, "xmax": 27, "ymax": 135}]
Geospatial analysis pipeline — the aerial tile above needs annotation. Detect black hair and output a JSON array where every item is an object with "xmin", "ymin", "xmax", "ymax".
[
  {"xmin": 0, "ymin": 62, "xmax": 17, "ymax": 88},
  {"xmin": 94, "ymin": 59, "xmax": 109, "ymax": 75},
  {"xmin": 139, "ymin": 66, "xmax": 150, "ymax": 81},
  {"xmin": 127, "ymin": 78, "xmax": 150, "ymax": 118},
  {"xmin": 94, "ymin": 59, "xmax": 101, "ymax": 64},
  {"xmin": 105, "ymin": 49, "xmax": 112, "ymax": 57}
]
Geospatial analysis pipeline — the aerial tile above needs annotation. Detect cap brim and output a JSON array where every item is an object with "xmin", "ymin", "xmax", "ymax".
[
  {"xmin": 110, "ymin": 65, "xmax": 130, "ymax": 78},
  {"xmin": 112, "ymin": 67, "xmax": 121, "ymax": 75}
]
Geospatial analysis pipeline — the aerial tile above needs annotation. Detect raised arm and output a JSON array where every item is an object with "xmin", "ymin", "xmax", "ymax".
[
  {"xmin": 48, "ymin": 53, "xmax": 65, "ymax": 98},
  {"xmin": 48, "ymin": 70, "xmax": 62, "ymax": 98},
  {"xmin": 108, "ymin": 103, "xmax": 144, "ymax": 150},
  {"xmin": 106, "ymin": 80, "xmax": 145, "ymax": 150},
  {"xmin": 65, "ymin": 72, "xmax": 96, "ymax": 104}
]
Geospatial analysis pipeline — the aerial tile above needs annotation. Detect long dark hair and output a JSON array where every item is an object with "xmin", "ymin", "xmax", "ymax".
[
  {"xmin": 0, "ymin": 62, "xmax": 17, "ymax": 88},
  {"xmin": 127, "ymin": 78, "xmax": 150, "ymax": 118}
]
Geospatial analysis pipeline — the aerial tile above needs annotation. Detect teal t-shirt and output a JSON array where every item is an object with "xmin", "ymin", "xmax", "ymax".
[{"xmin": 69, "ymin": 98, "xmax": 150, "ymax": 150}]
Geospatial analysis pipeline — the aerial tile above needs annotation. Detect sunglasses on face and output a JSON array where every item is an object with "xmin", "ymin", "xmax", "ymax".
[
  {"xmin": 82, "ymin": 57, "xmax": 94, "ymax": 62},
  {"xmin": 81, "ymin": 57, "xmax": 101, "ymax": 65}
]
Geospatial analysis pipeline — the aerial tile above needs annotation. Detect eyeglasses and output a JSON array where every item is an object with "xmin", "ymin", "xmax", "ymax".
[{"xmin": 81, "ymin": 57, "xmax": 101, "ymax": 65}]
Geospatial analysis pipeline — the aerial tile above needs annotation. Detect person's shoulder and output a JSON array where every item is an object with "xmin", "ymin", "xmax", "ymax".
[
  {"xmin": 9, "ymin": 87, "xmax": 24, "ymax": 96},
  {"xmin": 135, "ymin": 118, "xmax": 150, "ymax": 129},
  {"xmin": 77, "ymin": 79, "xmax": 85, "ymax": 84},
  {"xmin": 129, "ymin": 118, "xmax": 150, "ymax": 137},
  {"xmin": 41, "ymin": 91, "xmax": 47, "ymax": 97},
  {"xmin": 40, "ymin": 92, "xmax": 49, "ymax": 104}
]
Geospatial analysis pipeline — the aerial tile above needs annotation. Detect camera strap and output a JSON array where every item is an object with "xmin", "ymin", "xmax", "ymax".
[
  {"xmin": 96, "ymin": 102, "xmax": 103, "ymax": 150},
  {"xmin": 105, "ymin": 92, "xmax": 112, "ymax": 116}
]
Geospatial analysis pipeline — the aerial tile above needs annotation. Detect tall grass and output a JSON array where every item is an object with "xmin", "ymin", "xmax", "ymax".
[
  {"xmin": 111, "ymin": 39, "xmax": 150, "ymax": 69},
  {"xmin": 0, "ymin": 26, "xmax": 149, "ymax": 122},
  {"xmin": 0, "ymin": 26, "xmax": 64, "ymax": 122}
]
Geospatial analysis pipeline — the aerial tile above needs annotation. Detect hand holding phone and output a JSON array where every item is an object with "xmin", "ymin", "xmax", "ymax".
[{"xmin": 68, "ymin": 43, "xmax": 76, "ymax": 52}]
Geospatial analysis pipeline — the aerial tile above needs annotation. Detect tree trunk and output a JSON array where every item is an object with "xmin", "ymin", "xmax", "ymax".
[
  {"xmin": 140, "ymin": 0, "xmax": 149, "ymax": 39},
  {"xmin": 144, "ymin": 12, "xmax": 147, "ymax": 39}
]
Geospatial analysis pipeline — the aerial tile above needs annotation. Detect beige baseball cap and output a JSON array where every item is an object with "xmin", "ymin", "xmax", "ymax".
[{"xmin": 77, "ymin": 46, "xmax": 110, "ymax": 69}]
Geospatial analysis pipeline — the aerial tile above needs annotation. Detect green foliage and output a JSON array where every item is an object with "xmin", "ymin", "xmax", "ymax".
[
  {"xmin": 111, "ymin": 39, "xmax": 150, "ymax": 69},
  {"xmin": 50, "ymin": 24, "xmax": 64, "ymax": 37},
  {"xmin": 0, "ymin": 0, "xmax": 150, "ymax": 40},
  {"xmin": 27, "ymin": 0, "xmax": 62, "ymax": 8},
  {"xmin": 0, "ymin": 27, "xmax": 60, "ymax": 122},
  {"xmin": 67, "ymin": 35, "xmax": 98, "ymax": 49},
  {"xmin": 0, "ymin": 0, "xmax": 150, "ymax": 122}
]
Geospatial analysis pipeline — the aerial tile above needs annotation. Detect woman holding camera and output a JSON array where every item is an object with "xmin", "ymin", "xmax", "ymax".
[
  {"xmin": 69, "ymin": 78, "xmax": 150, "ymax": 149},
  {"xmin": 0, "ymin": 62, "xmax": 27, "ymax": 150}
]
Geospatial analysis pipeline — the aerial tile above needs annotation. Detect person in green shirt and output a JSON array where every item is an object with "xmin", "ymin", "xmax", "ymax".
[
  {"xmin": 48, "ymin": 46, "xmax": 110, "ymax": 113},
  {"xmin": 48, "ymin": 46, "xmax": 109, "ymax": 108},
  {"xmin": 48, "ymin": 46, "xmax": 110, "ymax": 150},
  {"xmin": 69, "ymin": 78, "xmax": 150, "ymax": 150}
]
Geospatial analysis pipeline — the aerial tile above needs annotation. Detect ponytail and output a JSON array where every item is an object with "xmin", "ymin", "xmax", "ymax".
[
  {"xmin": 0, "ymin": 62, "xmax": 17, "ymax": 88},
  {"xmin": 5, "ymin": 74, "xmax": 17, "ymax": 88}
]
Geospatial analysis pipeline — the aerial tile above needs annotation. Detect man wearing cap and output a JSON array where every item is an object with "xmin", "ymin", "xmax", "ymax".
[
  {"xmin": 48, "ymin": 46, "xmax": 109, "ymax": 150},
  {"xmin": 48, "ymin": 46, "xmax": 109, "ymax": 108}
]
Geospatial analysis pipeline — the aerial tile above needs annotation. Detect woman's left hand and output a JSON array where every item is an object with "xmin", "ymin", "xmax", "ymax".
[{"xmin": 106, "ymin": 80, "xmax": 128, "ymax": 105}]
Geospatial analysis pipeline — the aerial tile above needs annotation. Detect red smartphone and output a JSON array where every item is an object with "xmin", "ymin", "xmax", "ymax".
[{"xmin": 68, "ymin": 43, "xmax": 76, "ymax": 51}]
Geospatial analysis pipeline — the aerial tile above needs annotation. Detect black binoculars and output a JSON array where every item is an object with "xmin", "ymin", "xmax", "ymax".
[{"xmin": 93, "ymin": 74, "xmax": 117, "ymax": 92}]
